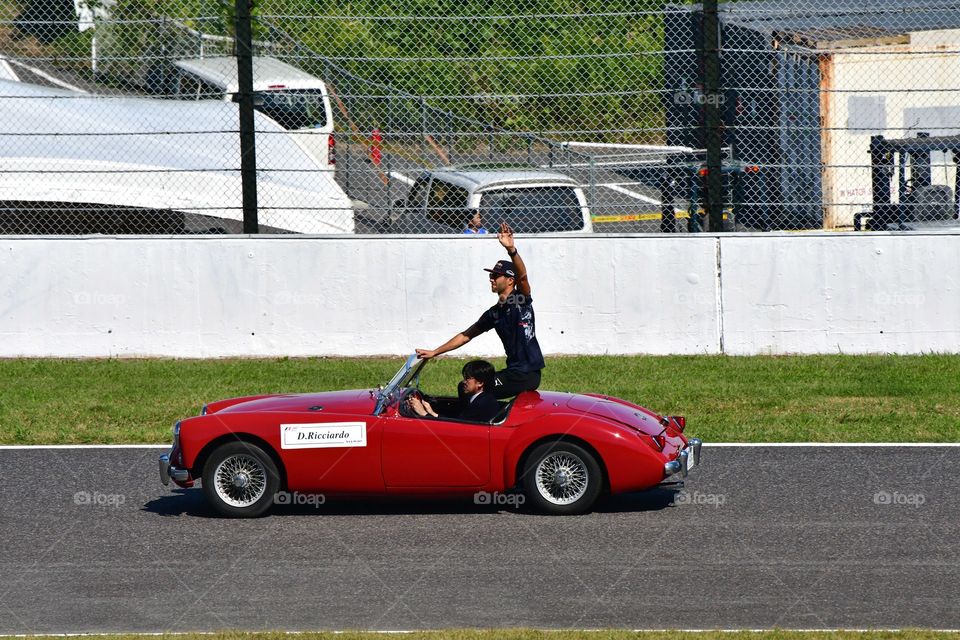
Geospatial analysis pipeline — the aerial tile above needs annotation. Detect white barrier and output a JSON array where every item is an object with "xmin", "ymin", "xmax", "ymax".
[
  {"xmin": 720, "ymin": 233, "xmax": 960, "ymax": 355},
  {"xmin": 0, "ymin": 232, "xmax": 955, "ymax": 357}
]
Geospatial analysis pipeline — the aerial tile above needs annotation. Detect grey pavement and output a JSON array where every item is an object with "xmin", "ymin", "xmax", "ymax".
[{"xmin": 0, "ymin": 445, "xmax": 958, "ymax": 632}]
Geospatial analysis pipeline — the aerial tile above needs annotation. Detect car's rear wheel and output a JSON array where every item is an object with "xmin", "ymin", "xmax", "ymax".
[
  {"xmin": 202, "ymin": 441, "xmax": 280, "ymax": 518},
  {"xmin": 521, "ymin": 441, "xmax": 603, "ymax": 515}
]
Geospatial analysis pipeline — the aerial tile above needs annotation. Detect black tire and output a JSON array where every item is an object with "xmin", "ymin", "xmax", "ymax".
[
  {"xmin": 201, "ymin": 441, "xmax": 281, "ymax": 518},
  {"xmin": 521, "ymin": 441, "xmax": 603, "ymax": 515}
]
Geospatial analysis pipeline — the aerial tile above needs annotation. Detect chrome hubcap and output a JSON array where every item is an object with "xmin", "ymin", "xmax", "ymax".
[
  {"xmin": 535, "ymin": 451, "xmax": 588, "ymax": 505},
  {"xmin": 214, "ymin": 454, "xmax": 267, "ymax": 508}
]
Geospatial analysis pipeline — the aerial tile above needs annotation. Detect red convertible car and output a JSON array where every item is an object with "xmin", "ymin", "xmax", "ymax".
[{"xmin": 159, "ymin": 354, "xmax": 701, "ymax": 517}]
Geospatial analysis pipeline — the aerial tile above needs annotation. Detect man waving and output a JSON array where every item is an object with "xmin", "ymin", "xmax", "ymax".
[{"xmin": 415, "ymin": 222, "xmax": 544, "ymax": 398}]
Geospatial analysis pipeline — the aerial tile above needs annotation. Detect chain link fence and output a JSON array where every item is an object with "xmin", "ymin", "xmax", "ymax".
[{"xmin": 0, "ymin": 0, "xmax": 958, "ymax": 234}]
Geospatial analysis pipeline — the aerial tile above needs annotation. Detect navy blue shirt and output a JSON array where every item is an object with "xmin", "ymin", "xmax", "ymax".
[{"xmin": 474, "ymin": 292, "xmax": 545, "ymax": 373}]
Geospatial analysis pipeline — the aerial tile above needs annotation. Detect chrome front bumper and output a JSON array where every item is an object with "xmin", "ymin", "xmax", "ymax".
[
  {"xmin": 158, "ymin": 453, "xmax": 190, "ymax": 486},
  {"xmin": 664, "ymin": 437, "xmax": 702, "ymax": 479}
]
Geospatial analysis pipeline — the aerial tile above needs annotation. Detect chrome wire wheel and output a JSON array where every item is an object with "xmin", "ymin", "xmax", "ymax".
[
  {"xmin": 213, "ymin": 453, "xmax": 267, "ymax": 508},
  {"xmin": 535, "ymin": 451, "xmax": 589, "ymax": 505}
]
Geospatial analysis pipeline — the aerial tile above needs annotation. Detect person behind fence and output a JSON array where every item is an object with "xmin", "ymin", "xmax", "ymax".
[
  {"xmin": 463, "ymin": 210, "xmax": 488, "ymax": 234},
  {"xmin": 407, "ymin": 360, "xmax": 500, "ymax": 422},
  {"xmin": 415, "ymin": 221, "xmax": 544, "ymax": 399}
]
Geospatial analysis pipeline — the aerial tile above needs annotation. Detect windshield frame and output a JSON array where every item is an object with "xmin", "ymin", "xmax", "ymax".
[{"xmin": 373, "ymin": 353, "xmax": 428, "ymax": 415}]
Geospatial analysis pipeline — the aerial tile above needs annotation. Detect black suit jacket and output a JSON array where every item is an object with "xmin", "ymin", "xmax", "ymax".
[{"xmin": 456, "ymin": 391, "xmax": 501, "ymax": 422}]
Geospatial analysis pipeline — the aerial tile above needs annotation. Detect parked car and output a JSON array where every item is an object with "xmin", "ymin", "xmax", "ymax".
[
  {"xmin": 168, "ymin": 56, "xmax": 336, "ymax": 168},
  {"xmin": 380, "ymin": 167, "xmax": 593, "ymax": 233},
  {"xmin": 159, "ymin": 354, "xmax": 701, "ymax": 517}
]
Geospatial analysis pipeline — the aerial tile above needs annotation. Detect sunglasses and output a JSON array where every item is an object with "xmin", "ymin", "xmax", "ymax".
[{"xmin": 489, "ymin": 272, "xmax": 509, "ymax": 280}]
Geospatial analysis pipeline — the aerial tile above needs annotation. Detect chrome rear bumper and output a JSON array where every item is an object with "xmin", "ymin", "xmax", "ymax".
[{"xmin": 664, "ymin": 437, "xmax": 702, "ymax": 479}]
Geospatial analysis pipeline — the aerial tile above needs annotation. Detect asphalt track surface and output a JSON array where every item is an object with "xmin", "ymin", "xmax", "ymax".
[{"xmin": 0, "ymin": 445, "xmax": 958, "ymax": 633}]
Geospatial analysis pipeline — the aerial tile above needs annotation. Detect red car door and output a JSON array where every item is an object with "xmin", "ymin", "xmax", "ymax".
[
  {"xmin": 280, "ymin": 415, "xmax": 385, "ymax": 494},
  {"xmin": 380, "ymin": 415, "xmax": 490, "ymax": 488}
]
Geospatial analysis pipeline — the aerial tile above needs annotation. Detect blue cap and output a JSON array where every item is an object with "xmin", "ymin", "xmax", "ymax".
[{"xmin": 484, "ymin": 260, "xmax": 516, "ymax": 278}]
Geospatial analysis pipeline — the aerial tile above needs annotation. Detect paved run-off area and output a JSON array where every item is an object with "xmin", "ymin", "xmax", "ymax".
[{"xmin": 0, "ymin": 446, "xmax": 957, "ymax": 632}]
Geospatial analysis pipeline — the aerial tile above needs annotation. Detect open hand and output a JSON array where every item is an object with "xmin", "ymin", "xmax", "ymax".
[{"xmin": 497, "ymin": 222, "xmax": 515, "ymax": 252}]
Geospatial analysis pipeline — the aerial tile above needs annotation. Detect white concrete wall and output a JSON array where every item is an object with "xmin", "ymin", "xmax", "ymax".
[
  {"xmin": 720, "ymin": 233, "xmax": 960, "ymax": 355},
  {"xmin": 0, "ymin": 232, "xmax": 956, "ymax": 357}
]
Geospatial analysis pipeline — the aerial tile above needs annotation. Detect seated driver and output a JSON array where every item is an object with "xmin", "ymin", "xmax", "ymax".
[{"xmin": 407, "ymin": 360, "xmax": 501, "ymax": 422}]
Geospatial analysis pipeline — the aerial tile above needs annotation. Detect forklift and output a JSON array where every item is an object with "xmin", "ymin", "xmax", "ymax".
[{"xmin": 855, "ymin": 132, "xmax": 960, "ymax": 231}]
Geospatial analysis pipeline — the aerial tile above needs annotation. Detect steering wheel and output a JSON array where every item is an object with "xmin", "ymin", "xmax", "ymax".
[{"xmin": 398, "ymin": 387, "xmax": 423, "ymax": 417}]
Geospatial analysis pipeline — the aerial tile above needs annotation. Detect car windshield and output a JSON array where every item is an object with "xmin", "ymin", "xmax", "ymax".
[
  {"xmin": 257, "ymin": 89, "xmax": 328, "ymax": 130},
  {"xmin": 480, "ymin": 186, "xmax": 584, "ymax": 232},
  {"xmin": 374, "ymin": 354, "xmax": 428, "ymax": 414}
]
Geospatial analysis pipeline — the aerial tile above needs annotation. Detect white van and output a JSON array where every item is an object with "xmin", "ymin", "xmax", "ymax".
[
  {"xmin": 172, "ymin": 56, "xmax": 336, "ymax": 168},
  {"xmin": 0, "ymin": 79, "xmax": 353, "ymax": 234}
]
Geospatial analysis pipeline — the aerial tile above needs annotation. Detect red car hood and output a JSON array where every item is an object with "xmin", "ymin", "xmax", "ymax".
[{"xmin": 212, "ymin": 389, "xmax": 376, "ymax": 416}]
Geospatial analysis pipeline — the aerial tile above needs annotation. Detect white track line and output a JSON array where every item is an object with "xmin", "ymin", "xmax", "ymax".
[
  {"xmin": 6, "ymin": 59, "xmax": 87, "ymax": 93},
  {"xmin": 0, "ymin": 57, "xmax": 19, "ymax": 82},
  {"xmin": 0, "ymin": 444, "xmax": 167, "ymax": 450},
  {"xmin": 706, "ymin": 442, "xmax": 960, "ymax": 447},
  {"xmin": 597, "ymin": 182, "xmax": 661, "ymax": 204},
  {"xmin": 6, "ymin": 629, "xmax": 960, "ymax": 636}
]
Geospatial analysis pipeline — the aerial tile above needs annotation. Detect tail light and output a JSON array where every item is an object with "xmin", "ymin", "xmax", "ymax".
[
  {"xmin": 328, "ymin": 135, "xmax": 336, "ymax": 165},
  {"xmin": 672, "ymin": 415, "xmax": 686, "ymax": 432},
  {"xmin": 652, "ymin": 434, "xmax": 666, "ymax": 451}
]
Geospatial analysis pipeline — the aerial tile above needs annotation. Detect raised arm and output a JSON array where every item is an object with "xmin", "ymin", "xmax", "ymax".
[
  {"xmin": 415, "ymin": 322, "xmax": 487, "ymax": 360},
  {"xmin": 498, "ymin": 222, "xmax": 531, "ymax": 297}
]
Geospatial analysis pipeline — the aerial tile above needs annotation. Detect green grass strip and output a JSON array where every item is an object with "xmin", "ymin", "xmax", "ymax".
[{"xmin": 0, "ymin": 355, "xmax": 958, "ymax": 445}]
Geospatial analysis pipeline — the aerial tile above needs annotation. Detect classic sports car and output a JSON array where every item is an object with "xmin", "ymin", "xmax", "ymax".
[{"xmin": 159, "ymin": 354, "xmax": 701, "ymax": 517}]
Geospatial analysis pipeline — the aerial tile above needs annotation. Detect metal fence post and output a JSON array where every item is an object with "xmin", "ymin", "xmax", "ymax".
[
  {"xmin": 589, "ymin": 155, "xmax": 597, "ymax": 222},
  {"xmin": 702, "ymin": 0, "xmax": 724, "ymax": 232},
  {"xmin": 343, "ymin": 131, "xmax": 350, "ymax": 195},
  {"xmin": 235, "ymin": 0, "xmax": 258, "ymax": 233},
  {"xmin": 420, "ymin": 98, "xmax": 427, "ymax": 157}
]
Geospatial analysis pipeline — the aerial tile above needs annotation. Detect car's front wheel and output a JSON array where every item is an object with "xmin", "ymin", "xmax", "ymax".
[
  {"xmin": 202, "ymin": 441, "xmax": 280, "ymax": 518},
  {"xmin": 521, "ymin": 441, "xmax": 603, "ymax": 515}
]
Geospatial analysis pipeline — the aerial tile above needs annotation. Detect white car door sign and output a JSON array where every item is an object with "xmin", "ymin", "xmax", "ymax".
[{"xmin": 280, "ymin": 422, "xmax": 367, "ymax": 449}]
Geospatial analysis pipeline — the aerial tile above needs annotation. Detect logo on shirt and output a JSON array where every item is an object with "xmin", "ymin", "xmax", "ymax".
[{"xmin": 519, "ymin": 309, "xmax": 535, "ymax": 340}]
